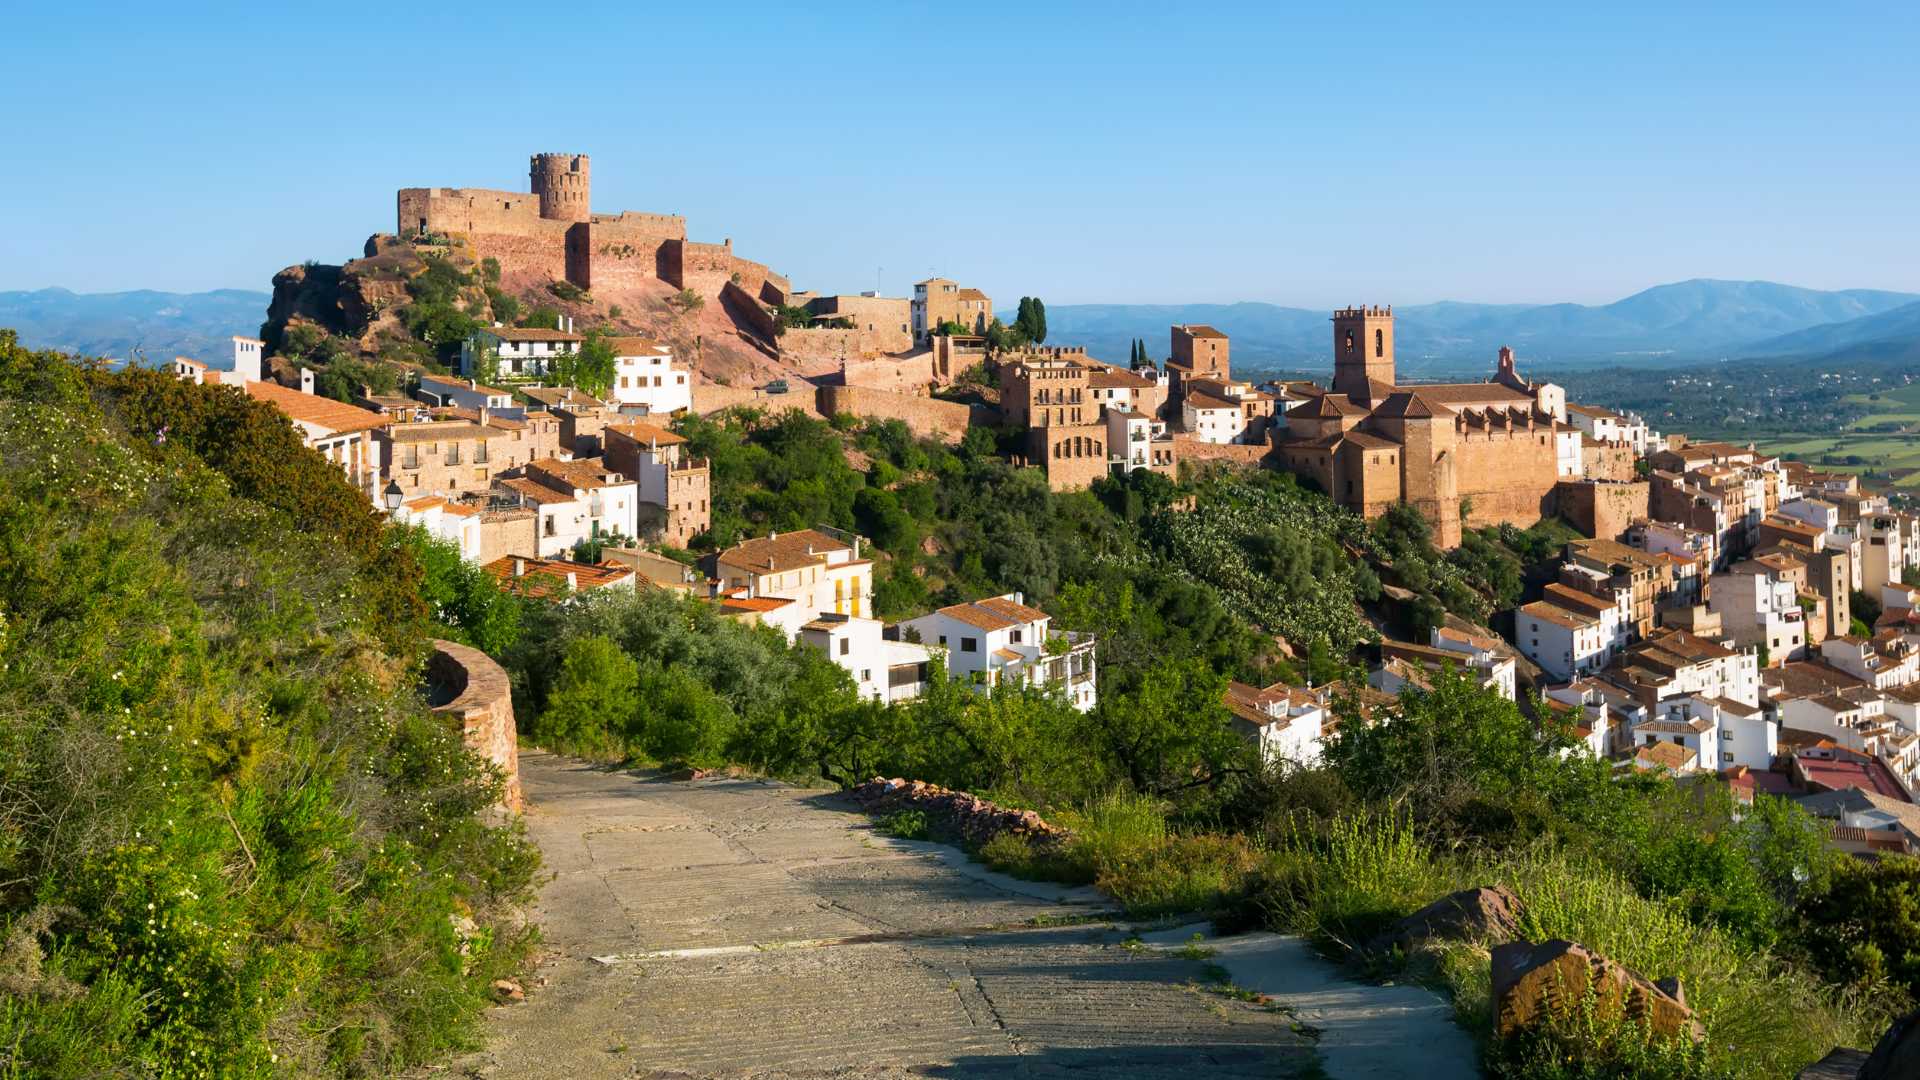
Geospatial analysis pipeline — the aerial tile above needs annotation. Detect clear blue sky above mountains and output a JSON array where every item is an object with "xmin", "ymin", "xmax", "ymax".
[{"xmin": 4, "ymin": 2, "xmax": 1915, "ymax": 307}]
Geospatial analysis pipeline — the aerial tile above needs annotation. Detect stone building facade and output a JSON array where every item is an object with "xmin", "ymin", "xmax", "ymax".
[
  {"xmin": 1273, "ymin": 311, "xmax": 1574, "ymax": 548},
  {"xmin": 398, "ymin": 152, "xmax": 789, "ymax": 302}
]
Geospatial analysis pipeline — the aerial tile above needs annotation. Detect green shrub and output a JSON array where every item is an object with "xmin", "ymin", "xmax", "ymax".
[
  {"xmin": 0, "ymin": 333, "xmax": 537, "ymax": 1076},
  {"xmin": 877, "ymin": 810, "xmax": 930, "ymax": 841}
]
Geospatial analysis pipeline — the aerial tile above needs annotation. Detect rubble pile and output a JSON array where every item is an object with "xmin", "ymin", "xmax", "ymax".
[{"xmin": 850, "ymin": 777, "xmax": 1070, "ymax": 851}]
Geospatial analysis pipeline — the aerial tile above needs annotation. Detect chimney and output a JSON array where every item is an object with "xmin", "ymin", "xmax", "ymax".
[
  {"xmin": 299, "ymin": 367, "xmax": 316, "ymax": 394},
  {"xmin": 566, "ymin": 571, "xmax": 578, "ymax": 591},
  {"xmin": 468, "ymin": 378, "xmax": 477, "ymax": 390},
  {"xmin": 513, "ymin": 558, "xmax": 526, "ymax": 578},
  {"xmin": 480, "ymin": 405, "xmax": 490, "ymax": 426}
]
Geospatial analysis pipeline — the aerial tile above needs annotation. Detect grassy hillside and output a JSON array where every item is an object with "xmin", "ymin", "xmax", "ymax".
[{"xmin": 0, "ymin": 331, "xmax": 537, "ymax": 1077}]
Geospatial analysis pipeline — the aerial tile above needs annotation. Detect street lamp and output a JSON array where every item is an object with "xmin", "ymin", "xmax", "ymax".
[{"xmin": 384, "ymin": 480, "xmax": 405, "ymax": 514}]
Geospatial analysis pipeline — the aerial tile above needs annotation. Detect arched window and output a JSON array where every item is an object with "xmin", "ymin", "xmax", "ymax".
[
  {"xmin": 1375, "ymin": 329, "xmax": 1384, "ymax": 358},
  {"xmin": 1344, "ymin": 329, "xmax": 1355, "ymax": 356}
]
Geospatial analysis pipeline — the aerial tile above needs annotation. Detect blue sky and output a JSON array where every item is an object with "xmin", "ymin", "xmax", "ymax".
[{"xmin": 3, "ymin": 2, "xmax": 1915, "ymax": 307}]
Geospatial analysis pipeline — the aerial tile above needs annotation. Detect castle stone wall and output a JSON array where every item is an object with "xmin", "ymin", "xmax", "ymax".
[
  {"xmin": 427, "ymin": 640, "xmax": 522, "ymax": 812},
  {"xmin": 721, "ymin": 280, "xmax": 779, "ymax": 343},
  {"xmin": 841, "ymin": 351, "xmax": 936, "ymax": 393},
  {"xmin": 1555, "ymin": 480, "xmax": 1649, "ymax": 541},
  {"xmin": 816, "ymin": 385, "xmax": 973, "ymax": 443},
  {"xmin": 1455, "ymin": 429, "xmax": 1560, "ymax": 532}
]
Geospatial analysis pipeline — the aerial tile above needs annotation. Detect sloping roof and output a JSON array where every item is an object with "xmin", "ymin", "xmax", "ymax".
[
  {"xmin": 1391, "ymin": 382, "xmax": 1533, "ymax": 406},
  {"xmin": 936, "ymin": 594, "xmax": 1050, "ymax": 632},
  {"xmin": 956, "ymin": 288, "xmax": 990, "ymax": 301},
  {"xmin": 421, "ymin": 373, "xmax": 512, "ymax": 396},
  {"xmin": 1520, "ymin": 600, "xmax": 1599, "ymax": 630},
  {"xmin": 245, "ymin": 381, "xmax": 388, "ymax": 436},
  {"xmin": 1186, "ymin": 391, "xmax": 1240, "ymax": 411},
  {"xmin": 718, "ymin": 529, "xmax": 854, "ymax": 574},
  {"xmin": 529, "ymin": 456, "xmax": 629, "ymax": 490},
  {"xmin": 606, "ymin": 335, "xmax": 670, "ymax": 356},
  {"xmin": 483, "ymin": 556, "xmax": 633, "ymax": 597},
  {"xmin": 480, "ymin": 326, "xmax": 584, "ymax": 343},
  {"xmin": 606, "ymin": 420, "xmax": 687, "ymax": 447},
  {"xmin": 383, "ymin": 421, "xmax": 501, "ymax": 443},
  {"xmin": 1340, "ymin": 431, "xmax": 1400, "ymax": 451},
  {"xmin": 521, "ymin": 385, "xmax": 608, "ymax": 409},
  {"xmin": 1566, "ymin": 403, "xmax": 1621, "ymax": 419},
  {"xmin": 1633, "ymin": 741, "xmax": 1697, "ymax": 772},
  {"xmin": 1088, "ymin": 368, "xmax": 1153, "ymax": 390},
  {"xmin": 1371, "ymin": 391, "xmax": 1455, "ymax": 420},
  {"xmin": 497, "ymin": 477, "xmax": 576, "ymax": 506},
  {"xmin": 1288, "ymin": 393, "xmax": 1368, "ymax": 418},
  {"xmin": 1176, "ymin": 324, "xmax": 1227, "ymax": 339}
]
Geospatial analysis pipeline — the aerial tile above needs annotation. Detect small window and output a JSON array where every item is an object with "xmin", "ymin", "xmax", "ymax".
[
  {"xmin": 839, "ymin": 639, "xmax": 849, "ymax": 656},
  {"xmin": 962, "ymin": 637, "xmax": 979, "ymax": 653}
]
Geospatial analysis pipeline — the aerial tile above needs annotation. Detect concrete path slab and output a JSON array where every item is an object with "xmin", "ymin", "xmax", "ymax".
[
  {"xmin": 456, "ymin": 752, "xmax": 1322, "ymax": 1079},
  {"xmin": 1141, "ymin": 929, "xmax": 1484, "ymax": 1080}
]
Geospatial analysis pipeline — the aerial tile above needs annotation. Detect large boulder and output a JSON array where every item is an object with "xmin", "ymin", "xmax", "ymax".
[
  {"xmin": 1364, "ymin": 885, "xmax": 1523, "ymax": 957},
  {"xmin": 1491, "ymin": 939, "xmax": 1704, "ymax": 1044},
  {"xmin": 1862, "ymin": 1008, "xmax": 1920, "ymax": 1080}
]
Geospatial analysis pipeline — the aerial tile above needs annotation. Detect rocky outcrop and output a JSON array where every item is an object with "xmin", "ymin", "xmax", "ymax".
[
  {"xmin": 850, "ymin": 778, "xmax": 1067, "ymax": 851},
  {"xmin": 1491, "ymin": 939, "xmax": 1703, "ymax": 1043},
  {"xmin": 427, "ymin": 639, "xmax": 522, "ymax": 812},
  {"xmin": 1363, "ymin": 885, "xmax": 1524, "ymax": 957},
  {"xmin": 1801, "ymin": 1008, "xmax": 1920, "ymax": 1079}
]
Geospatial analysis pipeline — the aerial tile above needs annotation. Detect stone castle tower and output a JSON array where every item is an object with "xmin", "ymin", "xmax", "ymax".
[
  {"xmin": 1331, "ymin": 306, "xmax": 1395, "ymax": 399},
  {"xmin": 530, "ymin": 153, "xmax": 590, "ymax": 222}
]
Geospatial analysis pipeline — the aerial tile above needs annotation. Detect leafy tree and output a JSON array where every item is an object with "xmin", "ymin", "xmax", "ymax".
[
  {"xmin": 522, "ymin": 305, "xmax": 562, "ymax": 330},
  {"xmin": 401, "ymin": 526, "xmax": 524, "ymax": 656},
  {"xmin": 573, "ymin": 329, "xmax": 618, "ymax": 398},
  {"xmin": 1012, "ymin": 296, "xmax": 1047, "ymax": 344},
  {"xmin": 1088, "ymin": 656, "xmax": 1244, "ymax": 794},
  {"xmin": 1793, "ymin": 854, "xmax": 1920, "ymax": 995},
  {"xmin": 536, "ymin": 635, "xmax": 638, "ymax": 753}
]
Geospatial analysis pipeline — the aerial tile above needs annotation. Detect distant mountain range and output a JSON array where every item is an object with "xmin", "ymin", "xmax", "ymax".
[
  {"xmin": 0, "ymin": 287, "xmax": 271, "ymax": 366},
  {"xmin": 1740, "ymin": 299, "xmax": 1920, "ymax": 364},
  {"xmin": 6, "ymin": 278, "xmax": 1920, "ymax": 377},
  {"xmin": 1045, "ymin": 280, "xmax": 1920, "ymax": 375}
]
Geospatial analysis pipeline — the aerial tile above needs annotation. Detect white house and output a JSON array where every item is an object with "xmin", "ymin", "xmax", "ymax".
[
  {"xmin": 462, "ymin": 324, "xmax": 583, "ymax": 380},
  {"xmin": 1224, "ymin": 681, "xmax": 1325, "ymax": 766},
  {"xmin": 1625, "ymin": 692, "xmax": 1775, "ymax": 773},
  {"xmin": 1517, "ymin": 600, "xmax": 1610, "ymax": 682},
  {"xmin": 1820, "ymin": 633, "xmax": 1920, "ymax": 690},
  {"xmin": 419, "ymin": 374, "xmax": 514, "ymax": 412},
  {"xmin": 1711, "ymin": 558, "xmax": 1808, "ymax": 661},
  {"xmin": 393, "ymin": 495, "xmax": 483, "ymax": 562},
  {"xmin": 241, "ymin": 380, "xmax": 387, "ymax": 506},
  {"xmin": 1105, "ymin": 410, "xmax": 1174, "ymax": 475},
  {"xmin": 1547, "ymin": 677, "xmax": 1650, "ymax": 757},
  {"xmin": 607, "ymin": 335, "xmax": 691, "ymax": 415},
  {"xmin": 1615, "ymin": 631, "xmax": 1763, "ymax": 710},
  {"xmin": 1088, "ymin": 366, "xmax": 1154, "ymax": 416},
  {"xmin": 496, "ymin": 457, "xmax": 639, "ymax": 559},
  {"xmin": 1425, "ymin": 626, "xmax": 1519, "ymax": 699},
  {"xmin": 901, "ymin": 593, "xmax": 1098, "ymax": 711},
  {"xmin": 712, "ymin": 528, "xmax": 873, "ymax": 640},
  {"xmin": 797, "ymin": 614, "xmax": 935, "ymax": 704},
  {"xmin": 1182, "ymin": 389, "xmax": 1245, "ymax": 444}
]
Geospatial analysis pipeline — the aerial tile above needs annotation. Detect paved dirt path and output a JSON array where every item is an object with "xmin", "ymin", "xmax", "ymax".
[{"xmin": 459, "ymin": 752, "xmax": 1320, "ymax": 1078}]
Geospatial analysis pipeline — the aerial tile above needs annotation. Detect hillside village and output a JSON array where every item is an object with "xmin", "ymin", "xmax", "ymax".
[{"xmin": 160, "ymin": 151, "xmax": 1920, "ymax": 873}]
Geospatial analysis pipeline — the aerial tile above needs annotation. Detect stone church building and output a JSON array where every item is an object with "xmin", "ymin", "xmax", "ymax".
[{"xmin": 1274, "ymin": 306, "xmax": 1573, "ymax": 547}]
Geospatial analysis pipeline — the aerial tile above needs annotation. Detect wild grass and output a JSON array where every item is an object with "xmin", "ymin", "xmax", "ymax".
[
  {"xmin": 978, "ymin": 792, "xmax": 1259, "ymax": 916},
  {"xmin": 1236, "ymin": 813, "xmax": 1886, "ymax": 1078}
]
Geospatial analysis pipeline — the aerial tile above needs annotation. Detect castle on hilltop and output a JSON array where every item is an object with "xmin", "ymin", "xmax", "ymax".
[
  {"xmin": 397, "ymin": 153, "xmax": 790, "ymax": 304},
  {"xmin": 1273, "ymin": 307, "xmax": 1600, "ymax": 547}
]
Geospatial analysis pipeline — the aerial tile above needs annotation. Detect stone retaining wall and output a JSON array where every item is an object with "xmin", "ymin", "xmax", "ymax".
[
  {"xmin": 428, "ymin": 639, "xmax": 523, "ymax": 811},
  {"xmin": 850, "ymin": 777, "xmax": 1068, "ymax": 851}
]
